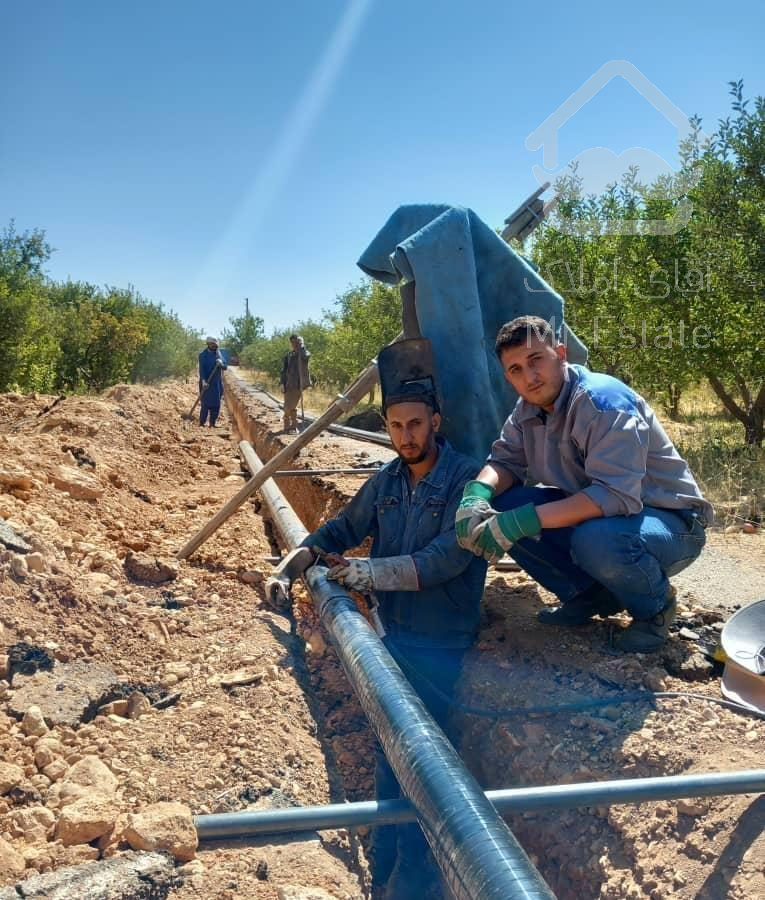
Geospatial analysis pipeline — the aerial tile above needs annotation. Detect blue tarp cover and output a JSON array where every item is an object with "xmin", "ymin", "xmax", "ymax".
[{"xmin": 358, "ymin": 204, "xmax": 587, "ymax": 464}]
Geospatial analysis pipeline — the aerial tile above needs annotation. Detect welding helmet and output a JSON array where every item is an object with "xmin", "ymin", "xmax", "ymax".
[{"xmin": 378, "ymin": 338, "xmax": 440, "ymax": 415}]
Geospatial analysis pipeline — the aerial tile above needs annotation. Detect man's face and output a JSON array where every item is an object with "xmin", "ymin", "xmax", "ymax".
[
  {"xmin": 207, "ymin": 341, "xmax": 218, "ymax": 352},
  {"xmin": 499, "ymin": 336, "xmax": 567, "ymax": 411},
  {"xmin": 290, "ymin": 337, "xmax": 299, "ymax": 350},
  {"xmin": 385, "ymin": 401, "xmax": 440, "ymax": 465}
]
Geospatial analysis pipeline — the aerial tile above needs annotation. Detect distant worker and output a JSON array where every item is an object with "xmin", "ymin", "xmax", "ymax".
[
  {"xmin": 267, "ymin": 340, "xmax": 487, "ymax": 899},
  {"xmin": 457, "ymin": 315, "xmax": 713, "ymax": 653},
  {"xmin": 279, "ymin": 333, "xmax": 311, "ymax": 434},
  {"xmin": 198, "ymin": 336, "xmax": 227, "ymax": 428}
]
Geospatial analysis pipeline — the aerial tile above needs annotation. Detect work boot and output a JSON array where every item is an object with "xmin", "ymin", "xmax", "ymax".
[
  {"xmin": 614, "ymin": 588, "xmax": 677, "ymax": 653},
  {"xmin": 537, "ymin": 583, "xmax": 623, "ymax": 626}
]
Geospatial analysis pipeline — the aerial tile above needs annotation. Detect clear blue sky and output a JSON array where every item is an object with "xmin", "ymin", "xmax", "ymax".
[{"xmin": 2, "ymin": 0, "xmax": 762, "ymax": 337}]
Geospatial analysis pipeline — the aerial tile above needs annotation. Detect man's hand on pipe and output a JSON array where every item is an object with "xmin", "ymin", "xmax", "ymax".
[
  {"xmin": 264, "ymin": 546, "xmax": 315, "ymax": 610},
  {"xmin": 327, "ymin": 556, "xmax": 418, "ymax": 592}
]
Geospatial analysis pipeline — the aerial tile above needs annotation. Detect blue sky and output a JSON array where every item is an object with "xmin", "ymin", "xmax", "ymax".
[{"xmin": 2, "ymin": 0, "xmax": 762, "ymax": 337}]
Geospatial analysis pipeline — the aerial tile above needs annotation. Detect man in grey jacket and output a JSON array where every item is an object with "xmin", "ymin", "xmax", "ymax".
[
  {"xmin": 280, "ymin": 334, "xmax": 311, "ymax": 433},
  {"xmin": 456, "ymin": 315, "xmax": 713, "ymax": 653}
]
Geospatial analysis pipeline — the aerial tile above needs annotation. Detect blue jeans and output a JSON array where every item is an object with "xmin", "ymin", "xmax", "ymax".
[
  {"xmin": 199, "ymin": 399, "xmax": 221, "ymax": 426},
  {"xmin": 493, "ymin": 486, "xmax": 706, "ymax": 619},
  {"xmin": 371, "ymin": 639, "xmax": 465, "ymax": 897}
]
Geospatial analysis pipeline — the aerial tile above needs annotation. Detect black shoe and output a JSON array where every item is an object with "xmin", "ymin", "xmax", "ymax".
[
  {"xmin": 615, "ymin": 588, "xmax": 677, "ymax": 653},
  {"xmin": 537, "ymin": 584, "xmax": 623, "ymax": 626}
]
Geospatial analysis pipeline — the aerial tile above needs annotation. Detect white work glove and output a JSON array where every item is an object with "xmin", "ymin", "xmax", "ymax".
[
  {"xmin": 265, "ymin": 546, "xmax": 315, "ymax": 610},
  {"xmin": 326, "ymin": 556, "xmax": 419, "ymax": 592}
]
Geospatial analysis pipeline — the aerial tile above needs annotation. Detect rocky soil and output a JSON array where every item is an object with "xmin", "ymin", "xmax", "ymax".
[{"xmin": 0, "ymin": 373, "xmax": 762, "ymax": 899}]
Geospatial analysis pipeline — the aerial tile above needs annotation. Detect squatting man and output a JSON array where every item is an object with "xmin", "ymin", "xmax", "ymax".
[
  {"xmin": 267, "ymin": 339, "xmax": 486, "ymax": 900},
  {"xmin": 457, "ymin": 315, "xmax": 713, "ymax": 653}
]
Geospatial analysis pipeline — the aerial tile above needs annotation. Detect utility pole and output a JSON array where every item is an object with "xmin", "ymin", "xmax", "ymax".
[{"xmin": 245, "ymin": 297, "xmax": 250, "ymax": 319}]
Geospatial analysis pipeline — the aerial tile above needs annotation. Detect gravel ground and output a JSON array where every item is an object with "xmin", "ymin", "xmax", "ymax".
[{"xmin": 674, "ymin": 532, "xmax": 765, "ymax": 615}]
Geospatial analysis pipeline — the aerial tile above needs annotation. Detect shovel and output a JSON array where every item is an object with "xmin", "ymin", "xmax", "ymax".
[{"xmin": 182, "ymin": 365, "xmax": 221, "ymax": 421}]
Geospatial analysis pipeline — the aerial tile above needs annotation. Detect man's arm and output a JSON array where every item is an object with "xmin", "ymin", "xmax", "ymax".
[
  {"xmin": 455, "ymin": 412, "xmax": 525, "ymax": 553},
  {"xmin": 535, "ymin": 491, "xmax": 603, "ymax": 528},
  {"xmin": 471, "ymin": 462, "xmax": 517, "ymax": 495},
  {"xmin": 411, "ymin": 473, "xmax": 486, "ymax": 589},
  {"xmin": 266, "ymin": 475, "xmax": 380, "ymax": 606},
  {"xmin": 300, "ymin": 475, "xmax": 380, "ymax": 555}
]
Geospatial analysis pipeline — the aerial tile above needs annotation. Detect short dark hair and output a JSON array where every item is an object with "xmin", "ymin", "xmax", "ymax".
[
  {"xmin": 289, "ymin": 333, "xmax": 298, "ymax": 341},
  {"xmin": 494, "ymin": 316, "xmax": 558, "ymax": 358}
]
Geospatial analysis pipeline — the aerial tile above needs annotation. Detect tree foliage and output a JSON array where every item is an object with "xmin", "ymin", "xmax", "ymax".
[
  {"xmin": 221, "ymin": 312, "xmax": 265, "ymax": 355},
  {"xmin": 0, "ymin": 222, "xmax": 200, "ymax": 394},
  {"xmin": 530, "ymin": 83, "xmax": 764, "ymax": 443},
  {"xmin": 240, "ymin": 280, "xmax": 401, "ymax": 397}
]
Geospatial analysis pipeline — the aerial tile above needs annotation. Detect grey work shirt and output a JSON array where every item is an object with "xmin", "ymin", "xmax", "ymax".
[{"xmin": 488, "ymin": 364, "xmax": 714, "ymax": 525}]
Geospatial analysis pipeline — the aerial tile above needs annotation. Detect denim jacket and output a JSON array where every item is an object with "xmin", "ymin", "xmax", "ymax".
[{"xmin": 303, "ymin": 436, "xmax": 487, "ymax": 648}]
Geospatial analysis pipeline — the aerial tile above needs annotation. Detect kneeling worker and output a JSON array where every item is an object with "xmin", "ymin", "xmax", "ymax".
[
  {"xmin": 267, "ymin": 339, "xmax": 487, "ymax": 899},
  {"xmin": 456, "ymin": 316, "xmax": 713, "ymax": 653}
]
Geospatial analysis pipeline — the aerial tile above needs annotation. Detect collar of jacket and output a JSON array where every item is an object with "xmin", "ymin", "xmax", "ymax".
[
  {"xmin": 389, "ymin": 434, "xmax": 450, "ymax": 488},
  {"xmin": 514, "ymin": 362, "xmax": 577, "ymax": 424}
]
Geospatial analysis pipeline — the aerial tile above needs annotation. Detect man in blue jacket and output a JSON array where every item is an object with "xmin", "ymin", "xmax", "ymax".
[
  {"xmin": 198, "ymin": 337, "xmax": 227, "ymax": 427},
  {"xmin": 456, "ymin": 315, "xmax": 713, "ymax": 654},
  {"xmin": 267, "ymin": 341, "xmax": 487, "ymax": 899}
]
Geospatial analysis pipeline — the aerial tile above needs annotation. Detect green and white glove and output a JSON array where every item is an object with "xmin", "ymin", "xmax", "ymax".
[
  {"xmin": 455, "ymin": 481, "xmax": 495, "ymax": 552},
  {"xmin": 326, "ymin": 556, "xmax": 419, "ymax": 592},
  {"xmin": 470, "ymin": 503, "xmax": 542, "ymax": 564}
]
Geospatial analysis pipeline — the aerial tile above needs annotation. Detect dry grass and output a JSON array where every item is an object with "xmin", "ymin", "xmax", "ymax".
[
  {"xmin": 237, "ymin": 368, "xmax": 379, "ymax": 418},
  {"xmin": 658, "ymin": 386, "xmax": 763, "ymax": 527}
]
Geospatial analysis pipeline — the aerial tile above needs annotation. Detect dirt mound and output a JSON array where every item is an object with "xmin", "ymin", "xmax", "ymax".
[
  {"xmin": 0, "ymin": 383, "xmax": 364, "ymax": 898},
  {"xmin": 0, "ymin": 378, "xmax": 762, "ymax": 899}
]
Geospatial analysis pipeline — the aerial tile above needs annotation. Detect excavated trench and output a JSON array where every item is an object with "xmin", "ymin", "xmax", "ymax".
[{"xmin": 223, "ymin": 371, "xmax": 764, "ymax": 900}]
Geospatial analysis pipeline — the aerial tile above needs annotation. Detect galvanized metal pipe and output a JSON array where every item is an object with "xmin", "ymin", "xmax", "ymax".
[
  {"xmin": 241, "ymin": 441, "xmax": 555, "ymax": 900},
  {"xmin": 196, "ymin": 768, "xmax": 765, "ymax": 839},
  {"xmin": 247, "ymin": 382, "xmax": 393, "ymax": 447},
  {"xmin": 273, "ymin": 468, "xmax": 380, "ymax": 477}
]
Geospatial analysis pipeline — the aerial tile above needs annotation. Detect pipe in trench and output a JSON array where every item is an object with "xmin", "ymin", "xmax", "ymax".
[
  {"xmin": 241, "ymin": 379, "xmax": 393, "ymax": 447},
  {"xmin": 196, "ymin": 768, "xmax": 765, "ymax": 839},
  {"xmin": 240, "ymin": 440, "xmax": 555, "ymax": 900}
]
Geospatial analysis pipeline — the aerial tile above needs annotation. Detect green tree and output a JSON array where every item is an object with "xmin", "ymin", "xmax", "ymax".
[
  {"xmin": 530, "ymin": 83, "xmax": 765, "ymax": 442},
  {"xmin": 322, "ymin": 280, "xmax": 401, "ymax": 399},
  {"xmin": 686, "ymin": 82, "xmax": 765, "ymax": 444},
  {"xmin": 0, "ymin": 223, "xmax": 60, "ymax": 392},
  {"xmin": 222, "ymin": 312, "xmax": 264, "ymax": 355}
]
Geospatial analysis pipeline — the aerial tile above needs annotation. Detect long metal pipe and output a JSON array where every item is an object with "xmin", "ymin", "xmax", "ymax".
[
  {"xmin": 178, "ymin": 351, "xmax": 389, "ymax": 560},
  {"xmin": 196, "ymin": 768, "xmax": 765, "ymax": 839},
  {"xmin": 240, "ymin": 441, "xmax": 555, "ymax": 900},
  {"xmin": 245, "ymin": 381, "xmax": 393, "ymax": 447}
]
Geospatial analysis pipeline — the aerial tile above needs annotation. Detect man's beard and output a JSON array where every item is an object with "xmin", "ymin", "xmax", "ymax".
[{"xmin": 396, "ymin": 434, "xmax": 435, "ymax": 465}]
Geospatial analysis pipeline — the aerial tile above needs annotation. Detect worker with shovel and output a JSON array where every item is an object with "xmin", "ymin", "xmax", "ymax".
[
  {"xmin": 198, "ymin": 336, "xmax": 227, "ymax": 428},
  {"xmin": 266, "ymin": 339, "xmax": 486, "ymax": 899}
]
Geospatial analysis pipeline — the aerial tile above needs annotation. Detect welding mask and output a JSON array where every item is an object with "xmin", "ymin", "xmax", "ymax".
[{"xmin": 378, "ymin": 338, "xmax": 440, "ymax": 415}]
